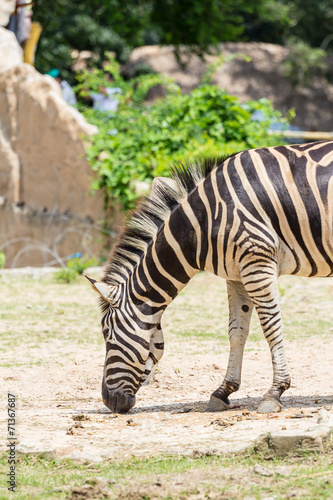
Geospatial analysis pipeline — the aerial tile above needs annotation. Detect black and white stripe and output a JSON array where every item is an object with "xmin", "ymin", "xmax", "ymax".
[{"xmin": 86, "ymin": 140, "xmax": 333, "ymax": 413}]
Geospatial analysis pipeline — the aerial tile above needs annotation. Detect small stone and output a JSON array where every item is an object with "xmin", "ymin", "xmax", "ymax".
[
  {"xmin": 317, "ymin": 409, "xmax": 330, "ymax": 423},
  {"xmin": 73, "ymin": 414, "xmax": 90, "ymax": 421},
  {"xmin": 254, "ymin": 433, "xmax": 270, "ymax": 453},
  {"xmin": 67, "ymin": 422, "xmax": 83, "ymax": 435},
  {"xmin": 126, "ymin": 418, "xmax": 138, "ymax": 426},
  {"xmin": 65, "ymin": 450, "xmax": 103, "ymax": 463},
  {"xmin": 16, "ymin": 441, "xmax": 56, "ymax": 459},
  {"xmin": 254, "ymin": 464, "xmax": 273, "ymax": 476}
]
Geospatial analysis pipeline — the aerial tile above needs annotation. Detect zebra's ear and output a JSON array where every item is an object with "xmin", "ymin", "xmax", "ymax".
[{"xmin": 83, "ymin": 274, "xmax": 118, "ymax": 303}]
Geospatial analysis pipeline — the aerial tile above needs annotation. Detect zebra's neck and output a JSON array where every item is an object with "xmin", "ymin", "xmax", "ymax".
[
  {"xmin": 127, "ymin": 200, "xmax": 202, "ymax": 312},
  {"xmin": 101, "ymin": 157, "xmax": 231, "ymax": 314}
]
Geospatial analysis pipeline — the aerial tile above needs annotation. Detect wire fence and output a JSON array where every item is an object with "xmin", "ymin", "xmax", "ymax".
[{"xmin": 0, "ymin": 222, "xmax": 118, "ymax": 268}]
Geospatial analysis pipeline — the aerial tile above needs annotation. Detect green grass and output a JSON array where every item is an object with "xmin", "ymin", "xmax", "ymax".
[
  {"xmin": 1, "ymin": 447, "xmax": 333, "ymax": 499},
  {"xmin": 0, "ymin": 275, "xmax": 102, "ymax": 366}
]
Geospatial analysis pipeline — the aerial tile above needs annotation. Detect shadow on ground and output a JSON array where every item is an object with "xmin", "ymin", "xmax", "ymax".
[{"xmin": 71, "ymin": 394, "xmax": 332, "ymax": 417}]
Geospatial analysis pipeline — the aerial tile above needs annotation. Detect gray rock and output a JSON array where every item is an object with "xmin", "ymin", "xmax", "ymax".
[
  {"xmin": 16, "ymin": 441, "xmax": 56, "ymax": 459},
  {"xmin": 0, "ymin": 28, "xmax": 22, "ymax": 72},
  {"xmin": 317, "ymin": 409, "xmax": 330, "ymax": 423},
  {"xmin": 253, "ymin": 464, "xmax": 273, "ymax": 476},
  {"xmin": 64, "ymin": 450, "xmax": 103, "ymax": 463},
  {"xmin": 254, "ymin": 426, "xmax": 331, "ymax": 456}
]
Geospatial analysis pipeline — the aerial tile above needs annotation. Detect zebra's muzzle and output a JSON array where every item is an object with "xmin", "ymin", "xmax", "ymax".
[{"xmin": 102, "ymin": 386, "xmax": 136, "ymax": 413}]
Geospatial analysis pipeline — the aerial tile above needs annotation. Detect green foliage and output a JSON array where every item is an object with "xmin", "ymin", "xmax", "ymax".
[
  {"xmin": 67, "ymin": 256, "xmax": 98, "ymax": 275},
  {"xmin": 32, "ymin": 1, "xmax": 131, "ymax": 82},
  {"xmin": 79, "ymin": 56, "xmax": 287, "ymax": 211},
  {"xmin": 32, "ymin": 0, "xmax": 309, "ymax": 82},
  {"xmin": 283, "ymin": 38, "xmax": 328, "ymax": 87},
  {"xmin": 150, "ymin": 0, "xmax": 266, "ymax": 62},
  {"xmin": 54, "ymin": 254, "xmax": 98, "ymax": 282},
  {"xmin": 0, "ymin": 251, "xmax": 5, "ymax": 269},
  {"xmin": 54, "ymin": 268, "xmax": 78, "ymax": 284},
  {"xmin": 283, "ymin": 0, "xmax": 333, "ymax": 50}
]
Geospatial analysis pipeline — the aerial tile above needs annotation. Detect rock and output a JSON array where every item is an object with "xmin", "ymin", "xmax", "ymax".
[
  {"xmin": 0, "ymin": 63, "xmax": 118, "ymax": 267},
  {"xmin": 130, "ymin": 42, "xmax": 333, "ymax": 132},
  {"xmin": 0, "ymin": 27, "xmax": 23, "ymax": 73},
  {"xmin": 254, "ymin": 427, "xmax": 331, "ymax": 456},
  {"xmin": 68, "ymin": 483, "xmax": 111, "ymax": 500},
  {"xmin": 16, "ymin": 440, "xmax": 56, "ymax": 459},
  {"xmin": 253, "ymin": 464, "xmax": 273, "ymax": 477},
  {"xmin": 0, "ymin": 1, "xmax": 16, "ymax": 27},
  {"xmin": 254, "ymin": 433, "xmax": 270, "ymax": 453},
  {"xmin": 73, "ymin": 414, "xmax": 91, "ymax": 421},
  {"xmin": 317, "ymin": 409, "xmax": 330, "ymax": 423},
  {"xmin": 64, "ymin": 450, "xmax": 103, "ymax": 463}
]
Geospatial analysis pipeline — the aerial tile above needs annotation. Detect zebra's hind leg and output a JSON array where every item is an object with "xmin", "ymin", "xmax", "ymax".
[
  {"xmin": 242, "ymin": 271, "xmax": 291, "ymax": 414},
  {"xmin": 205, "ymin": 280, "xmax": 253, "ymax": 412}
]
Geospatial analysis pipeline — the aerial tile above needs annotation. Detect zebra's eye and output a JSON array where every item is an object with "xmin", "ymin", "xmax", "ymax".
[{"xmin": 102, "ymin": 328, "xmax": 109, "ymax": 339}]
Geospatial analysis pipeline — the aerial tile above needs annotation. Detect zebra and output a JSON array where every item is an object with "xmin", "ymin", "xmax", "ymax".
[{"xmin": 85, "ymin": 140, "xmax": 333, "ymax": 414}]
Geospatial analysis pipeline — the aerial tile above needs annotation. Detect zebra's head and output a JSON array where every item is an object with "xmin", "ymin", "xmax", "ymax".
[{"xmin": 85, "ymin": 275, "xmax": 164, "ymax": 413}]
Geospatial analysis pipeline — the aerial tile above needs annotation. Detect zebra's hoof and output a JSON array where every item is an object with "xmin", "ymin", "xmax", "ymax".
[
  {"xmin": 205, "ymin": 395, "xmax": 230, "ymax": 412},
  {"xmin": 257, "ymin": 397, "xmax": 282, "ymax": 414}
]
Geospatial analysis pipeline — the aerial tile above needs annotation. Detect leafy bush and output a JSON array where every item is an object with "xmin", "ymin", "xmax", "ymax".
[
  {"xmin": 54, "ymin": 255, "xmax": 98, "ymax": 283},
  {"xmin": 54, "ymin": 268, "xmax": 78, "ymax": 284},
  {"xmin": 79, "ymin": 55, "xmax": 287, "ymax": 211},
  {"xmin": 0, "ymin": 251, "xmax": 5, "ymax": 269},
  {"xmin": 283, "ymin": 39, "xmax": 328, "ymax": 87},
  {"xmin": 67, "ymin": 256, "xmax": 98, "ymax": 274}
]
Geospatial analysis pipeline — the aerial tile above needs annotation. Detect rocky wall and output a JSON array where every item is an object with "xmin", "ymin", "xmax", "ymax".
[
  {"xmin": 130, "ymin": 43, "xmax": 333, "ymax": 132},
  {"xmin": 0, "ymin": 29, "xmax": 119, "ymax": 267}
]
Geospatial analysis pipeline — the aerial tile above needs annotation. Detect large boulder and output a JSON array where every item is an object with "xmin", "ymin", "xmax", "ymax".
[
  {"xmin": 130, "ymin": 42, "xmax": 333, "ymax": 132},
  {"xmin": 0, "ymin": 27, "xmax": 23, "ymax": 72},
  {"xmin": 0, "ymin": 0, "xmax": 15, "ymax": 27},
  {"xmin": 0, "ymin": 62, "xmax": 118, "ymax": 267}
]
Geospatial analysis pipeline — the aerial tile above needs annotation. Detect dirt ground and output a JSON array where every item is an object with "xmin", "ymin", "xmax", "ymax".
[{"xmin": 0, "ymin": 271, "xmax": 333, "ymax": 463}]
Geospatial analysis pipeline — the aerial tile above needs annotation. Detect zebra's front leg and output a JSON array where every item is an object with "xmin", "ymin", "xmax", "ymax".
[
  {"xmin": 243, "ymin": 272, "xmax": 291, "ymax": 413},
  {"xmin": 206, "ymin": 280, "xmax": 253, "ymax": 412}
]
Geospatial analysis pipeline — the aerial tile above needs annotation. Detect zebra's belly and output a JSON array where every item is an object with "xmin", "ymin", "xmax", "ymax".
[{"xmin": 278, "ymin": 233, "xmax": 333, "ymax": 278}]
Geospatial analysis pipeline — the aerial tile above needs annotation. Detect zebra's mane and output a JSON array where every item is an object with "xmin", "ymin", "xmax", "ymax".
[{"xmin": 101, "ymin": 156, "xmax": 230, "ymax": 307}]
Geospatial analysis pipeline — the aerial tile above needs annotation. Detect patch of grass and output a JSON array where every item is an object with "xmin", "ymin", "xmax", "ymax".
[
  {"xmin": 67, "ymin": 256, "xmax": 98, "ymax": 275},
  {"xmin": 1, "ymin": 447, "xmax": 333, "ymax": 499},
  {"xmin": 54, "ymin": 268, "xmax": 78, "ymax": 284},
  {"xmin": 0, "ymin": 251, "xmax": 5, "ymax": 268},
  {"xmin": 0, "ymin": 276, "xmax": 102, "ymax": 367}
]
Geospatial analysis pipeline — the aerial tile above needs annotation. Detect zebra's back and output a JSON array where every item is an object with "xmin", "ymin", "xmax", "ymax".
[{"xmin": 210, "ymin": 140, "xmax": 333, "ymax": 278}]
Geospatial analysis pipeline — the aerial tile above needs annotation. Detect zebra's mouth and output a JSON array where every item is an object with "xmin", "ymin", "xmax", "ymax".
[{"xmin": 102, "ymin": 386, "xmax": 136, "ymax": 413}]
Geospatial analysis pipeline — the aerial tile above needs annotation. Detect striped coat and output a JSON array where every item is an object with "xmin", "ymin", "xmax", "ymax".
[{"xmin": 86, "ymin": 140, "xmax": 333, "ymax": 413}]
